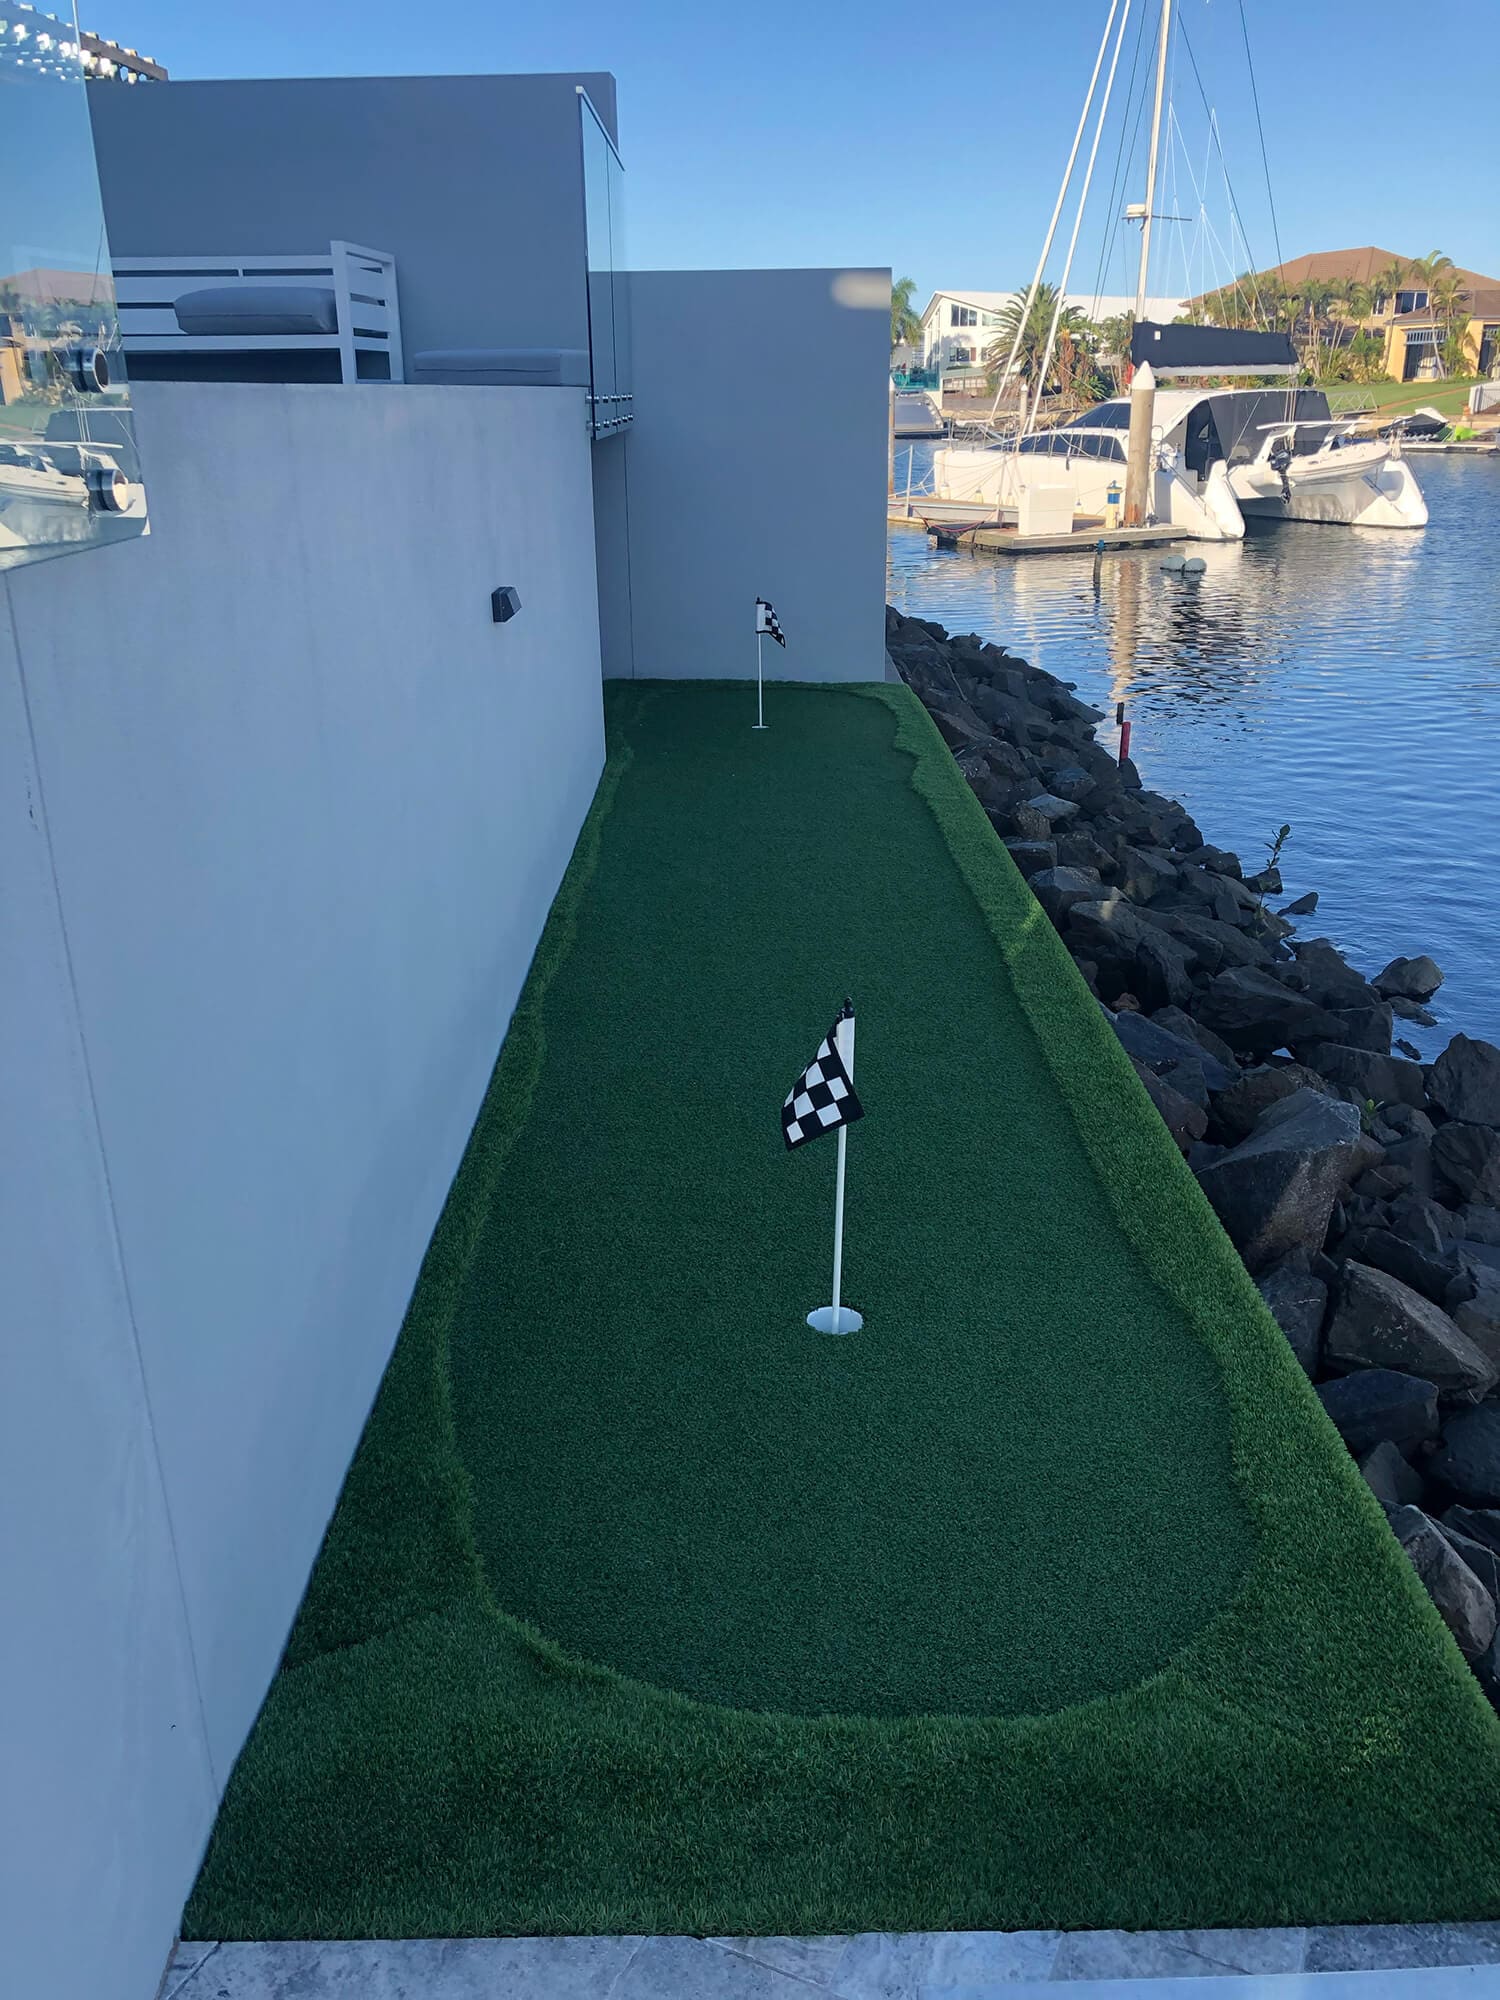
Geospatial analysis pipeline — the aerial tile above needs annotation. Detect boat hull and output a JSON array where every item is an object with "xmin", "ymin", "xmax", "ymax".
[{"xmin": 1233, "ymin": 451, "xmax": 1428, "ymax": 529}]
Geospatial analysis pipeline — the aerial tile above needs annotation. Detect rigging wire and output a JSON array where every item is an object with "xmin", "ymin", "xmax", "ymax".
[
  {"xmin": 1024, "ymin": 0, "xmax": 1135, "ymax": 439},
  {"xmin": 1175, "ymin": 6, "xmax": 1267, "ymax": 320},
  {"xmin": 985, "ymin": 0, "xmax": 1126, "ymax": 422},
  {"xmin": 1088, "ymin": 0, "xmax": 1160, "ymax": 318},
  {"xmin": 1237, "ymin": 0, "xmax": 1286, "ymax": 285}
]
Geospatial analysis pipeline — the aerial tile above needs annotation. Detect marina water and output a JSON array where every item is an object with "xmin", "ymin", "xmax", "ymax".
[{"xmin": 888, "ymin": 445, "xmax": 1500, "ymax": 1055}]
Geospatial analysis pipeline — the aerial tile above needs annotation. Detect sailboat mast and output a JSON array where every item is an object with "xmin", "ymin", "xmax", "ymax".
[{"xmin": 1135, "ymin": 0, "xmax": 1172, "ymax": 317}]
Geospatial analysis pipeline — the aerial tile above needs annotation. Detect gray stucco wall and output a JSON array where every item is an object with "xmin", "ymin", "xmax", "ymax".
[
  {"xmin": 599, "ymin": 268, "xmax": 890, "ymax": 682},
  {"xmin": 89, "ymin": 72, "xmax": 617, "ymax": 369},
  {"xmin": 1, "ymin": 381, "xmax": 606, "ymax": 2000}
]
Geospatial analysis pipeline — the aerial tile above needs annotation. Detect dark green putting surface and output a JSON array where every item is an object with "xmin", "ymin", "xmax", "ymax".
[
  {"xmin": 187, "ymin": 683, "xmax": 1500, "ymax": 1941},
  {"xmin": 452, "ymin": 683, "xmax": 1248, "ymax": 1718}
]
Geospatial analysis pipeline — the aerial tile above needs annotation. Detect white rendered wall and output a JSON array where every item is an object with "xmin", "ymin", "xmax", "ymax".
[
  {"xmin": 0, "ymin": 381, "xmax": 605, "ymax": 1999},
  {"xmin": 599, "ymin": 269, "xmax": 890, "ymax": 682}
]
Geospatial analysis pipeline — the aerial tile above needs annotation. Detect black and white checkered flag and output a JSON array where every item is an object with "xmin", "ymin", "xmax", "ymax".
[
  {"xmin": 782, "ymin": 1001, "xmax": 864, "ymax": 1150},
  {"xmin": 756, "ymin": 597, "xmax": 786, "ymax": 648}
]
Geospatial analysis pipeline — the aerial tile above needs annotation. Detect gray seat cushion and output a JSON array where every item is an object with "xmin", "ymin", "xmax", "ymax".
[
  {"xmin": 410, "ymin": 348, "xmax": 590, "ymax": 387},
  {"xmin": 174, "ymin": 286, "xmax": 339, "ymax": 336}
]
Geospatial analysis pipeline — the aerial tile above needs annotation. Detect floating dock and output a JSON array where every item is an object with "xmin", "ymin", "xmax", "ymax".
[
  {"xmin": 889, "ymin": 500, "xmax": 1198, "ymax": 555},
  {"xmin": 960, "ymin": 519, "xmax": 1195, "ymax": 556}
]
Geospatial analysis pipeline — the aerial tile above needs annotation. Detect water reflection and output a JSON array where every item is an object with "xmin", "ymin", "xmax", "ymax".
[
  {"xmin": 1, "ymin": 0, "xmax": 147, "ymax": 570},
  {"xmin": 889, "ymin": 448, "xmax": 1500, "ymax": 1052}
]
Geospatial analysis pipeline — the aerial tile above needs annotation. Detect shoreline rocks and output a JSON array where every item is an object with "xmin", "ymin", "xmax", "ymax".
[{"xmin": 886, "ymin": 601, "xmax": 1500, "ymax": 1700}]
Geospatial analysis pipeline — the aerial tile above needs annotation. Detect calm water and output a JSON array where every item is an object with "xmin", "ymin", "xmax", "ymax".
[{"xmin": 887, "ymin": 446, "xmax": 1500, "ymax": 1056}]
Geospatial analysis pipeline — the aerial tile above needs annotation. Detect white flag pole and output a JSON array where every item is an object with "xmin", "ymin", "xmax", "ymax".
[
  {"xmin": 830, "ymin": 1122, "xmax": 849, "ymax": 1319},
  {"xmin": 808, "ymin": 1010, "xmax": 862, "ymax": 1336},
  {"xmin": 753, "ymin": 626, "xmax": 767, "ymax": 729}
]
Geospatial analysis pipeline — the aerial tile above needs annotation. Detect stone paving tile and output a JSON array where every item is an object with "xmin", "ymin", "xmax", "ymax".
[
  {"xmin": 1048, "ymin": 1929, "xmax": 1307, "ymax": 1981},
  {"xmin": 1305, "ymin": 1926, "xmax": 1500, "ymax": 1973},
  {"xmin": 927, "ymin": 1976, "xmax": 1500, "ymax": 2000},
  {"xmin": 162, "ymin": 1941, "xmax": 220, "ymax": 1998},
  {"xmin": 610, "ymin": 1936, "xmax": 826, "ymax": 1997},
  {"xmin": 711, "ymin": 1936, "xmax": 851, "ymax": 1985},
  {"xmin": 921, "ymin": 1932, "xmax": 1063, "ymax": 1990},
  {"xmin": 830, "ymin": 1932, "xmax": 943, "ymax": 1999},
  {"xmin": 169, "ymin": 1936, "xmax": 644, "ymax": 1998}
]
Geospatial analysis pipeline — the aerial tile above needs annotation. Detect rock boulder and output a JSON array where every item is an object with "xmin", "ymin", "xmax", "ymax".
[
  {"xmin": 1434, "ymin": 1123, "xmax": 1500, "ymax": 1207},
  {"xmin": 1433, "ymin": 1408, "xmax": 1500, "ymax": 1505},
  {"xmin": 1195, "ymin": 968, "xmax": 1344, "ymax": 1057},
  {"xmin": 1428, "ymin": 1035, "xmax": 1500, "ymax": 1129},
  {"xmin": 1360, "ymin": 1440, "xmax": 1424, "ymax": 1508},
  {"xmin": 1316, "ymin": 1368, "xmax": 1439, "ymax": 1455},
  {"xmin": 1292, "ymin": 938, "xmax": 1381, "ymax": 1011},
  {"xmin": 1004, "ymin": 839, "xmax": 1057, "ymax": 879},
  {"xmin": 1339, "ymin": 1227, "xmax": 1457, "ymax": 1310},
  {"xmin": 1110, "ymin": 1010, "xmax": 1236, "ymax": 1093},
  {"xmin": 1442, "ymin": 1506, "xmax": 1500, "ymax": 1558},
  {"xmin": 1388, "ymin": 1506, "xmax": 1497, "ymax": 1660},
  {"xmin": 1211, "ymin": 1063, "xmax": 1331, "ymax": 1146},
  {"xmin": 1195, "ymin": 1087, "xmax": 1362, "ymax": 1272},
  {"xmin": 1029, "ymin": 865, "xmax": 1102, "ymax": 926},
  {"xmin": 1324, "ymin": 1263, "xmax": 1497, "ymax": 1400},
  {"xmin": 1296, "ymin": 1042, "xmax": 1427, "ymax": 1110},
  {"xmin": 1374, "ymin": 955, "xmax": 1444, "ymax": 1004},
  {"xmin": 1255, "ymin": 1261, "xmax": 1327, "ymax": 1376}
]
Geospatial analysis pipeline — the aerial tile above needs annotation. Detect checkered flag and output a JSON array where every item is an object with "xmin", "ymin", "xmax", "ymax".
[
  {"xmin": 782, "ymin": 1000, "xmax": 864, "ymax": 1150},
  {"xmin": 756, "ymin": 597, "xmax": 786, "ymax": 648}
]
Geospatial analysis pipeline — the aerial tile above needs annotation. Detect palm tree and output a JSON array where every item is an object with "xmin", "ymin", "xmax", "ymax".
[
  {"xmin": 1304, "ymin": 274, "xmax": 1336, "ymax": 368},
  {"xmin": 1410, "ymin": 250, "xmax": 1454, "ymax": 286},
  {"xmin": 1096, "ymin": 309, "xmax": 1135, "ymax": 390},
  {"xmin": 1325, "ymin": 281, "xmax": 1372, "ymax": 369},
  {"xmin": 1373, "ymin": 260, "xmax": 1408, "ymax": 317},
  {"xmin": 1431, "ymin": 271, "xmax": 1467, "ymax": 323},
  {"xmin": 1430, "ymin": 271, "xmax": 1471, "ymax": 376},
  {"xmin": 985, "ymin": 283, "xmax": 1089, "ymax": 403},
  {"xmin": 890, "ymin": 276, "xmax": 922, "ymax": 353}
]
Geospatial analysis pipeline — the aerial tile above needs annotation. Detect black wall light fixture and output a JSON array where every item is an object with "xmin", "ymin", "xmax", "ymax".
[{"xmin": 491, "ymin": 585, "xmax": 522, "ymax": 624}]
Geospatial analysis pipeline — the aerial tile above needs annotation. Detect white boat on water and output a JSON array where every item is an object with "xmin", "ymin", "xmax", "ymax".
[
  {"xmin": 930, "ymin": 0, "xmax": 1428, "ymax": 543},
  {"xmin": 933, "ymin": 383, "xmax": 1427, "ymax": 536}
]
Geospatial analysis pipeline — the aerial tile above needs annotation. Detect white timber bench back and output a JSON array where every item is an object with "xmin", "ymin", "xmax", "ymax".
[{"xmin": 112, "ymin": 242, "xmax": 403, "ymax": 383}]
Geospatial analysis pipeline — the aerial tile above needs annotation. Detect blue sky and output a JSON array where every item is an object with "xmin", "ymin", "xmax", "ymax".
[{"xmin": 100, "ymin": 0, "xmax": 1499, "ymax": 301}]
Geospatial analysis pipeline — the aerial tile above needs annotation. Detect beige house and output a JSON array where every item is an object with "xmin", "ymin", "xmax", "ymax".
[{"xmin": 1383, "ymin": 288, "xmax": 1500, "ymax": 382}]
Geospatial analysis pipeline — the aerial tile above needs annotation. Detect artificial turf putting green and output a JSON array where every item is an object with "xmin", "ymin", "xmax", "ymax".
[{"xmin": 187, "ymin": 681, "xmax": 1500, "ymax": 1940}]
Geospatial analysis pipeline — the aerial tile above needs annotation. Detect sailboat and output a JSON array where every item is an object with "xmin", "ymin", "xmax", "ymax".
[{"xmin": 930, "ymin": 0, "xmax": 1427, "ymax": 540}]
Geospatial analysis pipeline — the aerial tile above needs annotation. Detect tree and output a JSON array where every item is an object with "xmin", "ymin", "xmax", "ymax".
[
  {"xmin": 1323, "ymin": 282, "xmax": 1372, "ymax": 371},
  {"xmin": 1431, "ymin": 271, "xmax": 1467, "ymax": 323},
  {"xmin": 1430, "ymin": 271, "xmax": 1471, "ymax": 377},
  {"xmin": 1373, "ymin": 260, "xmax": 1407, "ymax": 315},
  {"xmin": 985, "ymin": 283, "xmax": 1089, "ymax": 403},
  {"xmin": 1410, "ymin": 250, "xmax": 1454, "ymax": 286},
  {"xmin": 1304, "ymin": 279, "xmax": 1337, "ymax": 355},
  {"xmin": 1095, "ymin": 309, "xmax": 1135, "ymax": 390},
  {"xmin": 890, "ymin": 276, "xmax": 922, "ymax": 352},
  {"xmin": 1347, "ymin": 328, "xmax": 1386, "ymax": 384},
  {"xmin": 1441, "ymin": 324, "xmax": 1471, "ymax": 378}
]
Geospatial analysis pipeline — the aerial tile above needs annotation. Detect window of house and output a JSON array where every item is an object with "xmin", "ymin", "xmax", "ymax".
[
  {"xmin": 981, "ymin": 312, "xmax": 1002, "ymax": 326},
  {"xmin": 951, "ymin": 346, "xmax": 973, "ymax": 364},
  {"xmin": 1396, "ymin": 291, "xmax": 1429, "ymax": 315},
  {"xmin": 951, "ymin": 305, "xmax": 978, "ymax": 326}
]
